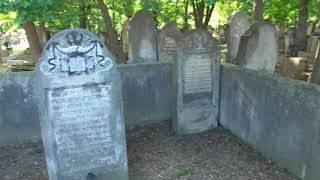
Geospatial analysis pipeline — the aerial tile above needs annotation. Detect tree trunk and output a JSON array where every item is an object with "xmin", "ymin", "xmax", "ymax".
[
  {"xmin": 24, "ymin": 21, "xmax": 42, "ymax": 63},
  {"xmin": 253, "ymin": 0, "xmax": 264, "ymax": 22},
  {"xmin": 96, "ymin": 0, "xmax": 125, "ymax": 63},
  {"xmin": 295, "ymin": 0, "xmax": 309, "ymax": 52},
  {"xmin": 182, "ymin": 0, "xmax": 189, "ymax": 31},
  {"xmin": 39, "ymin": 23, "xmax": 48, "ymax": 47},
  {"xmin": 79, "ymin": 5, "xmax": 87, "ymax": 29},
  {"xmin": 191, "ymin": 0, "xmax": 215, "ymax": 29}
]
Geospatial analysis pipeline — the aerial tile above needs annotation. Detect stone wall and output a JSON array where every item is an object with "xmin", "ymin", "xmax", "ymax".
[
  {"xmin": 2, "ymin": 62, "xmax": 320, "ymax": 180},
  {"xmin": 220, "ymin": 63, "xmax": 320, "ymax": 180},
  {"xmin": 0, "ymin": 72, "xmax": 40, "ymax": 145},
  {"xmin": 119, "ymin": 62, "xmax": 172, "ymax": 127},
  {"xmin": 0, "ymin": 62, "xmax": 172, "ymax": 145}
]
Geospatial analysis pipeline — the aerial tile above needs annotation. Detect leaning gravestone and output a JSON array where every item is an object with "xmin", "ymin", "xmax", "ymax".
[
  {"xmin": 158, "ymin": 22, "xmax": 183, "ymax": 62},
  {"xmin": 226, "ymin": 11, "xmax": 250, "ymax": 63},
  {"xmin": 237, "ymin": 22, "xmax": 278, "ymax": 73},
  {"xmin": 128, "ymin": 10, "xmax": 157, "ymax": 63},
  {"xmin": 35, "ymin": 29, "xmax": 128, "ymax": 180},
  {"xmin": 173, "ymin": 29, "xmax": 220, "ymax": 134}
]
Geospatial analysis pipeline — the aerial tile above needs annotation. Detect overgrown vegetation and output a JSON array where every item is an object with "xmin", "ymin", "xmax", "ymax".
[{"xmin": 0, "ymin": 0, "xmax": 318, "ymax": 62}]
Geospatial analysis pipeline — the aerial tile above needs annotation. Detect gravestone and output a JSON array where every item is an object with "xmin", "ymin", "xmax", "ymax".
[
  {"xmin": 35, "ymin": 29, "xmax": 128, "ymax": 180},
  {"xmin": 158, "ymin": 22, "xmax": 182, "ymax": 62},
  {"xmin": 237, "ymin": 22, "xmax": 278, "ymax": 73},
  {"xmin": 307, "ymin": 21, "xmax": 314, "ymax": 37},
  {"xmin": 173, "ymin": 29, "xmax": 220, "ymax": 134},
  {"xmin": 276, "ymin": 24, "xmax": 287, "ymax": 54},
  {"xmin": 286, "ymin": 27, "xmax": 297, "ymax": 56},
  {"xmin": 307, "ymin": 36, "xmax": 320, "ymax": 55},
  {"xmin": 226, "ymin": 11, "xmax": 250, "ymax": 63},
  {"xmin": 128, "ymin": 10, "xmax": 157, "ymax": 63}
]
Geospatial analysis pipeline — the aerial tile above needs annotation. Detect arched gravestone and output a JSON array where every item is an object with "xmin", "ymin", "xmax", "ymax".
[
  {"xmin": 227, "ymin": 11, "xmax": 250, "ymax": 63},
  {"xmin": 173, "ymin": 29, "xmax": 220, "ymax": 134},
  {"xmin": 158, "ymin": 22, "xmax": 183, "ymax": 62},
  {"xmin": 35, "ymin": 29, "xmax": 128, "ymax": 180},
  {"xmin": 128, "ymin": 10, "xmax": 157, "ymax": 63},
  {"xmin": 236, "ymin": 22, "xmax": 278, "ymax": 73}
]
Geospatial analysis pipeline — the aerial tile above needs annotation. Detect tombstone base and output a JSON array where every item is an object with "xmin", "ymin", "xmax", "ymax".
[
  {"xmin": 173, "ymin": 104, "xmax": 218, "ymax": 134},
  {"xmin": 53, "ymin": 164, "xmax": 128, "ymax": 180}
]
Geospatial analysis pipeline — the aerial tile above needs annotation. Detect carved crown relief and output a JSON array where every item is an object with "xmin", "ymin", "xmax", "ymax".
[{"xmin": 40, "ymin": 31, "xmax": 113, "ymax": 77}]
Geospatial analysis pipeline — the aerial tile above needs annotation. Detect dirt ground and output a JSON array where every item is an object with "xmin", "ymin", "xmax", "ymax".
[{"xmin": 0, "ymin": 121, "xmax": 298, "ymax": 180}]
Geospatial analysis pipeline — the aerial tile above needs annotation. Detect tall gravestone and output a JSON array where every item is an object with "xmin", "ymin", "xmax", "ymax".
[
  {"xmin": 227, "ymin": 11, "xmax": 250, "ymax": 63},
  {"xmin": 128, "ymin": 10, "xmax": 157, "ymax": 63},
  {"xmin": 236, "ymin": 22, "xmax": 278, "ymax": 73},
  {"xmin": 276, "ymin": 24, "xmax": 287, "ymax": 54},
  {"xmin": 173, "ymin": 29, "xmax": 220, "ymax": 134},
  {"xmin": 158, "ymin": 22, "xmax": 183, "ymax": 62},
  {"xmin": 35, "ymin": 29, "xmax": 128, "ymax": 180},
  {"xmin": 286, "ymin": 27, "xmax": 297, "ymax": 56}
]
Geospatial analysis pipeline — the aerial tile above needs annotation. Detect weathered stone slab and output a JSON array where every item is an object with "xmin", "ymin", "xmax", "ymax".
[
  {"xmin": 237, "ymin": 22, "xmax": 278, "ymax": 73},
  {"xmin": 158, "ymin": 22, "xmax": 182, "ymax": 62},
  {"xmin": 276, "ymin": 24, "xmax": 287, "ymax": 54},
  {"xmin": 307, "ymin": 21, "xmax": 315, "ymax": 37},
  {"xmin": 307, "ymin": 36, "xmax": 320, "ymax": 55},
  {"xmin": 35, "ymin": 29, "xmax": 128, "ymax": 180},
  {"xmin": 128, "ymin": 10, "xmax": 157, "ymax": 63},
  {"xmin": 226, "ymin": 11, "xmax": 250, "ymax": 63},
  {"xmin": 173, "ymin": 29, "xmax": 220, "ymax": 134},
  {"xmin": 286, "ymin": 27, "xmax": 297, "ymax": 56}
]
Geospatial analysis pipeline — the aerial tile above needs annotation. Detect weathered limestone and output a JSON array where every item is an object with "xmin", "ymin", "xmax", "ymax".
[
  {"xmin": 237, "ymin": 22, "xmax": 278, "ymax": 73},
  {"xmin": 286, "ymin": 27, "xmax": 297, "ymax": 56},
  {"xmin": 307, "ymin": 36, "xmax": 320, "ymax": 55},
  {"xmin": 173, "ymin": 29, "xmax": 220, "ymax": 134},
  {"xmin": 276, "ymin": 24, "xmax": 287, "ymax": 54},
  {"xmin": 226, "ymin": 11, "xmax": 250, "ymax": 63},
  {"xmin": 158, "ymin": 22, "xmax": 182, "ymax": 62},
  {"xmin": 35, "ymin": 29, "xmax": 128, "ymax": 180},
  {"xmin": 128, "ymin": 10, "xmax": 157, "ymax": 63},
  {"xmin": 278, "ymin": 57, "xmax": 310, "ymax": 81},
  {"xmin": 307, "ymin": 21, "xmax": 315, "ymax": 37}
]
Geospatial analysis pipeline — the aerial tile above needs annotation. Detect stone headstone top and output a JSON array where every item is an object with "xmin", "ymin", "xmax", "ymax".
[
  {"xmin": 307, "ymin": 21, "xmax": 315, "ymax": 36},
  {"xmin": 237, "ymin": 22, "xmax": 278, "ymax": 73},
  {"xmin": 173, "ymin": 29, "xmax": 220, "ymax": 134},
  {"xmin": 158, "ymin": 22, "xmax": 182, "ymax": 62},
  {"xmin": 36, "ymin": 28, "xmax": 128, "ymax": 180},
  {"xmin": 227, "ymin": 11, "xmax": 250, "ymax": 63},
  {"xmin": 286, "ymin": 27, "xmax": 296, "ymax": 45},
  {"xmin": 276, "ymin": 24, "xmax": 287, "ymax": 35},
  {"xmin": 39, "ymin": 29, "xmax": 114, "ymax": 79},
  {"xmin": 128, "ymin": 10, "xmax": 157, "ymax": 63}
]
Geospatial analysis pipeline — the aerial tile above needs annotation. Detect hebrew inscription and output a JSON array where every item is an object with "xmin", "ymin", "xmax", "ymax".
[
  {"xmin": 48, "ymin": 83, "xmax": 115, "ymax": 172},
  {"xmin": 183, "ymin": 53, "xmax": 212, "ymax": 94}
]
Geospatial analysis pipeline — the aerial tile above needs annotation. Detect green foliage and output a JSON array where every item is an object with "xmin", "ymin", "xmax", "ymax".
[
  {"xmin": 176, "ymin": 166, "xmax": 190, "ymax": 177},
  {"xmin": 0, "ymin": 0, "xmax": 320, "ymax": 34}
]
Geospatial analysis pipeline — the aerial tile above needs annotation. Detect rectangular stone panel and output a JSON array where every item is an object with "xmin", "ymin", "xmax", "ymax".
[
  {"xmin": 183, "ymin": 53, "xmax": 212, "ymax": 94},
  {"xmin": 47, "ymin": 83, "xmax": 116, "ymax": 173}
]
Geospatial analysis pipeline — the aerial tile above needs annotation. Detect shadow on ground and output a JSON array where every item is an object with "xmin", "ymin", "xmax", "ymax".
[{"xmin": 0, "ymin": 121, "xmax": 298, "ymax": 180}]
